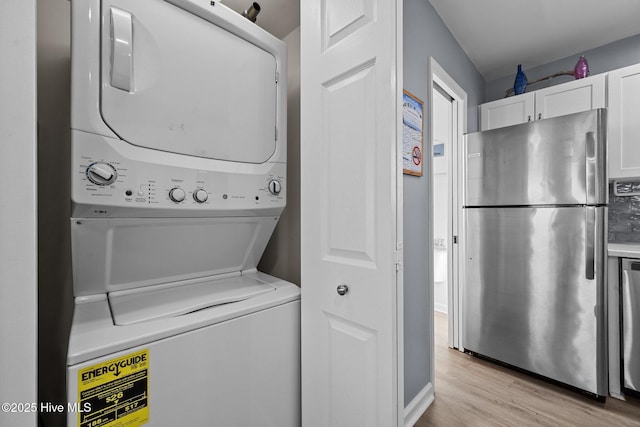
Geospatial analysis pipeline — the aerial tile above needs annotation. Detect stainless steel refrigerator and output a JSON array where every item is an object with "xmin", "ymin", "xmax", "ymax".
[{"xmin": 463, "ymin": 109, "xmax": 607, "ymax": 397}]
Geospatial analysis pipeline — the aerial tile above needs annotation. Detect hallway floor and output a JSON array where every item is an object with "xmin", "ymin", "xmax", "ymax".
[{"xmin": 415, "ymin": 312, "xmax": 640, "ymax": 426}]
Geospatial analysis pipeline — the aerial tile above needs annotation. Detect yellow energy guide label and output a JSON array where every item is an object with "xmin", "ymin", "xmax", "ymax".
[{"xmin": 77, "ymin": 349, "xmax": 149, "ymax": 427}]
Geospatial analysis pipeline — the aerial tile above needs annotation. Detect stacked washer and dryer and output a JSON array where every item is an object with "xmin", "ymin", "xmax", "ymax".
[{"xmin": 66, "ymin": 1, "xmax": 300, "ymax": 426}]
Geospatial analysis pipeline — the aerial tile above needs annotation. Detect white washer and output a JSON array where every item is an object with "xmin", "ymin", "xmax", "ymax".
[{"xmin": 67, "ymin": 1, "xmax": 299, "ymax": 426}]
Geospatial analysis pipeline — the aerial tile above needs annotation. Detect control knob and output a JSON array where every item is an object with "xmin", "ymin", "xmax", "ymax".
[
  {"xmin": 169, "ymin": 187, "xmax": 186, "ymax": 203},
  {"xmin": 268, "ymin": 179, "xmax": 282, "ymax": 195},
  {"xmin": 193, "ymin": 188, "xmax": 208, "ymax": 203},
  {"xmin": 86, "ymin": 162, "xmax": 117, "ymax": 186}
]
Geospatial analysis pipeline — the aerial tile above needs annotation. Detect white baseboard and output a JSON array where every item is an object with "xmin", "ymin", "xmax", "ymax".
[{"xmin": 404, "ymin": 382, "xmax": 434, "ymax": 427}]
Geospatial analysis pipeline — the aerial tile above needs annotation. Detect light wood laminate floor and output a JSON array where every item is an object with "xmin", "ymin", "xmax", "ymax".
[{"xmin": 416, "ymin": 311, "xmax": 640, "ymax": 426}]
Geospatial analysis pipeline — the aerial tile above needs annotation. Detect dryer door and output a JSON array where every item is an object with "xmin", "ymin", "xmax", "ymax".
[{"xmin": 100, "ymin": 0, "xmax": 277, "ymax": 164}]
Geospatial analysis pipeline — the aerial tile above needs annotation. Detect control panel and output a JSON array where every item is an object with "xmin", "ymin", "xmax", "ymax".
[{"xmin": 71, "ymin": 133, "xmax": 286, "ymax": 218}]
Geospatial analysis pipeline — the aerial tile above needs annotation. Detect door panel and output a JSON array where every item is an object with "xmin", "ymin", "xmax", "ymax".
[
  {"xmin": 101, "ymin": 0, "xmax": 277, "ymax": 163},
  {"xmin": 464, "ymin": 206, "xmax": 607, "ymax": 395},
  {"xmin": 622, "ymin": 259, "xmax": 640, "ymax": 391},
  {"xmin": 71, "ymin": 217, "xmax": 276, "ymax": 296},
  {"xmin": 535, "ymin": 73, "xmax": 605, "ymax": 120},
  {"xmin": 67, "ymin": 302, "xmax": 300, "ymax": 427},
  {"xmin": 326, "ymin": 314, "xmax": 378, "ymax": 426},
  {"xmin": 301, "ymin": 0, "xmax": 402, "ymax": 425},
  {"xmin": 322, "ymin": 62, "xmax": 377, "ymax": 267},
  {"xmin": 479, "ymin": 93, "xmax": 534, "ymax": 131},
  {"xmin": 608, "ymin": 63, "xmax": 640, "ymax": 178},
  {"xmin": 323, "ymin": 0, "xmax": 376, "ymax": 50},
  {"xmin": 466, "ymin": 110, "xmax": 605, "ymax": 207}
]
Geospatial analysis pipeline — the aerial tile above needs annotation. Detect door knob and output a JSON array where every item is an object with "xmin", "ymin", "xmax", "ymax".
[{"xmin": 337, "ymin": 284, "xmax": 349, "ymax": 296}]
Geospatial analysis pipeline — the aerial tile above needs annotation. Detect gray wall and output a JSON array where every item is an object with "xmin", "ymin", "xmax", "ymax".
[
  {"xmin": 259, "ymin": 27, "xmax": 301, "ymax": 286},
  {"xmin": 403, "ymin": 0, "xmax": 485, "ymax": 406},
  {"xmin": 486, "ymin": 33, "xmax": 640, "ymax": 101}
]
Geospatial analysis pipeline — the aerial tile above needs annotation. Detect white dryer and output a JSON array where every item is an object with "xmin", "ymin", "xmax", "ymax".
[{"xmin": 67, "ymin": 1, "xmax": 299, "ymax": 426}]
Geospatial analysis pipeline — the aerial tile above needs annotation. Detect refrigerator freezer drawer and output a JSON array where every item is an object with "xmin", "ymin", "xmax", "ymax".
[
  {"xmin": 464, "ymin": 206, "xmax": 607, "ymax": 395},
  {"xmin": 622, "ymin": 259, "xmax": 640, "ymax": 392}
]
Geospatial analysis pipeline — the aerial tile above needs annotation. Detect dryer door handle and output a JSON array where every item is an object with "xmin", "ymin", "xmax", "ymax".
[{"xmin": 110, "ymin": 7, "xmax": 134, "ymax": 92}]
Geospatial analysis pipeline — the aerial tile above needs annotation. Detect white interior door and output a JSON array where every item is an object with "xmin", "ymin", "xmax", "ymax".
[{"xmin": 300, "ymin": 0, "xmax": 403, "ymax": 426}]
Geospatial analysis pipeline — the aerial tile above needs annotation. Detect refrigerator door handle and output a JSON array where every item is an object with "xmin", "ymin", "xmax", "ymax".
[
  {"xmin": 585, "ymin": 131, "xmax": 596, "ymax": 205},
  {"xmin": 585, "ymin": 207, "xmax": 595, "ymax": 280},
  {"xmin": 585, "ymin": 110, "xmax": 607, "ymax": 205}
]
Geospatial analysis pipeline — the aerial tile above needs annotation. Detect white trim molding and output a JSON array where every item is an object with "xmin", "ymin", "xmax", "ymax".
[{"xmin": 404, "ymin": 382, "xmax": 434, "ymax": 426}]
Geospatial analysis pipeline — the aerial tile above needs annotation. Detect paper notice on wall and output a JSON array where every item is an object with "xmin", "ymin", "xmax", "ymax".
[{"xmin": 402, "ymin": 90, "xmax": 424, "ymax": 176}]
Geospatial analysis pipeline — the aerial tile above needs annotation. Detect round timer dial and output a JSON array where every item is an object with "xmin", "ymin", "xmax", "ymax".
[
  {"xmin": 169, "ymin": 187, "xmax": 186, "ymax": 203},
  {"xmin": 268, "ymin": 179, "xmax": 282, "ymax": 195},
  {"xmin": 193, "ymin": 189, "xmax": 209, "ymax": 203},
  {"xmin": 86, "ymin": 162, "xmax": 117, "ymax": 186}
]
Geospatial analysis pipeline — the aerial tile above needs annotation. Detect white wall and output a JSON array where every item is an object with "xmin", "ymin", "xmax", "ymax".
[
  {"xmin": 0, "ymin": 1, "xmax": 38, "ymax": 426},
  {"xmin": 259, "ymin": 26, "xmax": 301, "ymax": 286}
]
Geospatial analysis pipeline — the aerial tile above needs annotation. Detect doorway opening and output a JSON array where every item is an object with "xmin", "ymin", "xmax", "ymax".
[
  {"xmin": 428, "ymin": 58, "xmax": 466, "ymax": 376},
  {"xmin": 432, "ymin": 83, "xmax": 452, "ymax": 322}
]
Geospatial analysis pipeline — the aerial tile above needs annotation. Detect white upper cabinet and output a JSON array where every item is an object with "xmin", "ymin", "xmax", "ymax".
[
  {"xmin": 608, "ymin": 63, "xmax": 640, "ymax": 179},
  {"xmin": 535, "ymin": 74, "xmax": 606, "ymax": 120},
  {"xmin": 479, "ymin": 93, "xmax": 534, "ymax": 131},
  {"xmin": 479, "ymin": 73, "xmax": 606, "ymax": 131}
]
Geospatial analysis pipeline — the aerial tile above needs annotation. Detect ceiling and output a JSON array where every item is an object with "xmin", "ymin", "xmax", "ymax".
[
  {"xmin": 429, "ymin": 0, "xmax": 640, "ymax": 81},
  {"xmin": 219, "ymin": 0, "xmax": 299, "ymax": 39},
  {"xmin": 220, "ymin": 0, "xmax": 640, "ymax": 83}
]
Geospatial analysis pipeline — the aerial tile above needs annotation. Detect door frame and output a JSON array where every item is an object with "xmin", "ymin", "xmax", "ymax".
[
  {"xmin": 395, "ymin": 2, "xmax": 405, "ymax": 425},
  {"xmin": 428, "ymin": 58, "xmax": 466, "ymax": 369}
]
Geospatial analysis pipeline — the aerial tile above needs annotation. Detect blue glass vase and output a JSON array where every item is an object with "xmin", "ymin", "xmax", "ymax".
[{"xmin": 513, "ymin": 64, "xmax": 528, "ymax": 95}]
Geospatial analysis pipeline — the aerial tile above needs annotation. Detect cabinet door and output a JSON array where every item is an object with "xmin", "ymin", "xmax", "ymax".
[
  {"xmin": 535, "ymin": 74, "xmax": 605, "ymax": 121},
  {"xmin": 608, "ymin": 63, "xmax": 640, "ymax": 179},
  {"xmin": 479, "ymin": 93, "xmax": 534, "ymax": 131}
]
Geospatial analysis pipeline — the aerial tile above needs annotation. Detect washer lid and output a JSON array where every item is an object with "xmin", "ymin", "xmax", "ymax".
[
  {"xmin": 109, "ymin": 275, "xmax": 275, "ymax": 325},
  {"xmin": 100, "ymin": 0, "xmax": 278, "ymax": 164}
]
